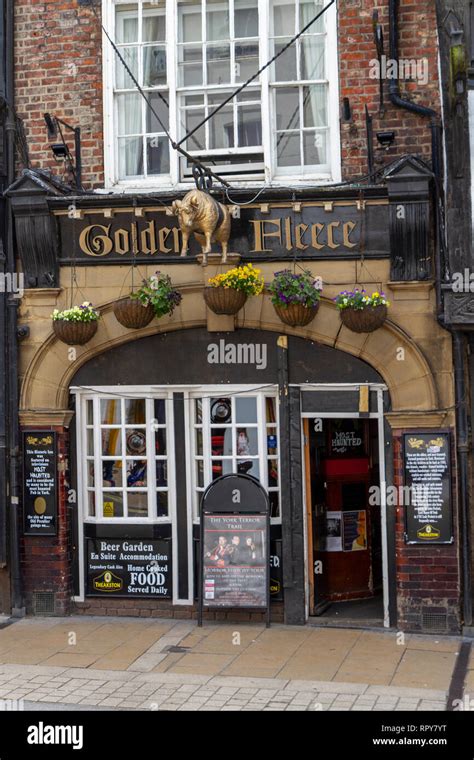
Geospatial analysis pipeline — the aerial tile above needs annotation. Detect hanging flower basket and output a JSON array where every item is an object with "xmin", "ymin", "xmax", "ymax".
[
  {"xmin": 113, "ymin": 297, "xmax": 155, "ymax": 329},
  {"xmin": 335, "ymin": 290, "xmax": 389, "ymax": 333},
  {"xmin": 273, "ymin": 301, "xmax": 320, "ymax": 327},
  {"xmin": 51, "ymin": 302, "xmax": 100, "ymax": 345},
  {"xmin": 204, "ymin": 286, "xmax": 247, "ymax": 315},
  {"xmin": 269, "ymin": 269, "xmax": 322, "ymax": 327},
  {"xmin": 204, "ymin": 264, "xmax": 264, "ymax": 315}
]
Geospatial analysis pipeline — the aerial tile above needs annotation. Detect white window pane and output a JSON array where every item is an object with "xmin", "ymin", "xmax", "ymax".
[
  {"xmin": 156, "ymin": 460, "xmax": 168, "ymax": 487},
  {"xmin": 143, "ymin": 5, "xmax": 166, "ymax": 41},
  {"xmin": 147, "ymin": 136, "xmax": 170, "ymax": 174},
  {"xmin": 207, "ymin": 0, "xmax": 229, "ymax": 41},
  {"xmin": 275, "ymin": 87, "xmax": 300, "ymax": 130},
  {"xmin": 301, "ymin": 36, "xmax": 325, "ymax": 80},
  {"xmin": 88, "ymin": 491, "xmax": 96, "ymax": 517},
  {"xmin": 303, "ymin": 84, "xmax": 327, "ymax": 127},
  {"xmin": 116, "ymin": 5, "xmax": 138, "ymax": 43},
  {"xmin": 273, "ymin": 3, "xmax": 295, "ymax": 36},
  {"xmin": 303, "ymin": 130, "xmax": 327, "ymax": 165},
  {"xmin": 102, "ymin": 460, "xmax": 123, "ymax": 487},
  {"xmin": 178, "ymin": 45, "xmax": 203, "ymax": 86},
  {"xmin": 209, "ymin": 105, "xmax": 234, "ymax": 148},
  {"xmin": 276, "ymin": 131, "xmax": 300, "ymax": 166},
  {"xmin": 236, "ymin": 428, "xmax": 258, "ymax": 455},
  {"xmin": 237, "ymin": 103, "xmax": 262, "ymax": 146},
  {"xmin": 273, "ymin": 41, "xmax": 297, "ymax": 81},
  {"xmin": 143, "ymin": 45, "xmax": 167, "ymax": 86},
  {"xmin": 179, "ymin": 1, "xmax": 202, "ymax": 43},
  {"xmin": 146, "ymin": 91, "xmax": 169, "ymax": 133},
  {"xmin": 124, "ymin": 399, "xmax": 146, "ymax": 424},
  {"xmin": 157, "ymin": 492, "xmax": 168, "ymax": 517},
  {"xmin": 182, "ymin": 106, "xmax": 206, "ymax": 150},
  {"xmin": 118, "ymin": 136, "xmax": 144, "ymax": 177},
  {"xmin": 127, "ymin": 492, "xmax": 148, "ymax": 517},
  {"xmin": 103, "ymin": 492, "xmax": 124, "ymax": 518},
  {"xmin": 127, "ymin": 460, "xmax": 148, "ymax": 487},
  {"xmin": 207, "ymin": 43, "xmax": 231, "ymax": 85},
  {"xmin": 235, "ymin": 397, "xmax": 258, "ymax": 423},
  {"xmin": 237, "ymin": 459, "xmax": 259, "ymax": 478},
  {"xmin": 101, "ymin": 399, "xmax": 121, "ymax": 424},
  {"xmin": 102, "ymin": 429, "xmax": 122, "ymax": 456},
  {"xmin": 300, "ymin": 0, "xmax": 325, "ymax": 34},
  {"xmin": 115, "ymin": 46, "xmax": 139, "ymax": 89},
  {"xmin": 117, "ymin": 93, "xmax": 142, "ymax": 135},
  {"xmin": 235, "ymin": 0, "xmax": 258, "ymax": 37},
  {"xmin": 235, "ymin": 41, "xmax": 259, "ymax": 81}
]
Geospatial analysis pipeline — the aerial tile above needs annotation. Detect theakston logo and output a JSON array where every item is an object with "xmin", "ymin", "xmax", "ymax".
[
  {"xmin": 417, "ymin": 524, "xmax": 441, "ymax": 540},
  {"xmin": 27, "ymin": 722, "xmax": 83, "ymax": 750},
  {"xmin": 207, "ymin": 339, "xmax": 268, "ymax": 370},
  {"xmin": 93, "ymin": 570, "xmax": 123, "ymax": 592}
]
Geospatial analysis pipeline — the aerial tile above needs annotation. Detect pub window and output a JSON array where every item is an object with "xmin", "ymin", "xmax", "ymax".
[
  {"xmin": 82, "ymin": 395, "xmax": 172, "ymax": 521},
  {"xmin": 191, "ymin": 391, "xmax": 281, "ymax": 520},
  {"xmin": 103, "ymin": 0, "xmax": 340, "ymax": 186}
]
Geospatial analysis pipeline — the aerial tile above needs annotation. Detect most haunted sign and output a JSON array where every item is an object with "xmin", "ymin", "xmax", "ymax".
[{"xmin": 54, "ymin": 200, "xmax": 390, "ymax": 264}]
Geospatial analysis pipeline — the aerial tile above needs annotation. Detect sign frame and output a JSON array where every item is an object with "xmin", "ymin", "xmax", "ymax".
[
  {"xmin": 198, "ymin": 473, "xmax": 271, "ymax": 627},
  {"xmin": 23, "ymin": 430, "xmax": 58, "ymax": 537},
  {"xmin": 403, "ymin": 431, "xmax": 454, "ymax": 545},
  {"xmin": 85, "ymin": 537, "xmax": 172, "ymax": 598}
]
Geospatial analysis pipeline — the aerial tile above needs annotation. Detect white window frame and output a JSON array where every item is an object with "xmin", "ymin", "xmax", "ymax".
[
  {"xmin": 102, "ymin": 0, "xmax": 341, "ymax": 190},
  {"xmin": 189, "ymin": 385, "xmax": 281, "ymax": 524}
]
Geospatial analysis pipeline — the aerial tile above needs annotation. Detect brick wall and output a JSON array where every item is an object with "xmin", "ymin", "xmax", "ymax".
[
  {"xmin": 392, "ymin": 433, "xmax": 461, "ymax": 634},
  {"xmin": 14, "ymin": 0, "xmax": 441, "ymax": 191},
  {"xmin": 20, "ymin": 426, "xmax": 72, "ymax": 615}
]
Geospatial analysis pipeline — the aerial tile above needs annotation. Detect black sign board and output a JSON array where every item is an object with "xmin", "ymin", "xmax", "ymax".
[
  {"xmin": 86, "ymin": 538, "xmax": 171, "ymax": 597},
  {"xmin": 55, "ymin": 201, "xmax": 390, "ymax": 265},
  {"xmin": 270, "ymin": 539, "xmax": 283, "ymax": 600},
  {"xmin": 403, "ymin": 433, "xmax": 453, "ymax": 544},
  {"xmin": 199, "ymin": 474, "xmax": 270, "ymax": 626},
  {"xmin": 23, "ymin": 431, "xmax": 57, "ymax": 536}
]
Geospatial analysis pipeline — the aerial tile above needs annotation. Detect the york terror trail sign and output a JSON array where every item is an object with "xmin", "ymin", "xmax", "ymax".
[{"xmin": 199, "ymin": 473, "xmax": 270, "ymax": 627}]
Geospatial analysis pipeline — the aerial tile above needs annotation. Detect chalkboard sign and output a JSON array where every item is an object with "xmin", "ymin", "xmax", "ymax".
[
  {"xmin": 199, "ymin": 474, "xmax": 270, "ymax": 626},
  {"xmin": 86, "ymin": 538, "xmax": 171, "ymax": 597},
  {"xmin": 23, "ymin": 431, "xmax": 57, "ymax": 536},
  {"xmin": 403, "ymin": 433, "xmax": 453, "ymax": 544}
]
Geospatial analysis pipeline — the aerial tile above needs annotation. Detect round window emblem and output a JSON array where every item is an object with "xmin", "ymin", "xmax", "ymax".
[{"xmin": 126, "ymin": 430, "xmax": 146, "ymax": 454}]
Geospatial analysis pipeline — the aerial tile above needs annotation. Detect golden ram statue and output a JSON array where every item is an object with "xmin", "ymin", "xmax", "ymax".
[{"xmin": 171, "ymin": 189, "xmax": 231, "ymax": 266}]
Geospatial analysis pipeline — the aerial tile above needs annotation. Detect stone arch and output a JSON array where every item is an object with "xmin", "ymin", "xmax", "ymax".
[{"xmin": 20, "ymin": 290, "xmax": 439, "ymax": 414}]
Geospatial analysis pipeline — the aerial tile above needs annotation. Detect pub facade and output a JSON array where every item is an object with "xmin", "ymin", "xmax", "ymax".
[{"xmin": 0, "ymin": 0, "xmax": 464, "ymax": 632}]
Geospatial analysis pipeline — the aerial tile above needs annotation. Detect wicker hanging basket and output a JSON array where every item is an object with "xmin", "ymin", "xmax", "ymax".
[
  {"xmin": 273, "ymin": 301, "xmax": 320, "ymax": 327},
  {"xmin": 53, "ymin": 319, "xmax": 98, "ymax": 346},
  {"xmin": 203, "ymin": 286, "xmax": 247, "ymax": 315},
  {"xmin": 340, "ymin": 304, "xmax": 387, "ymax": 333},
  {"xmin": 113, "ymin": 297, "xmax": 155, "ymax": 329}
]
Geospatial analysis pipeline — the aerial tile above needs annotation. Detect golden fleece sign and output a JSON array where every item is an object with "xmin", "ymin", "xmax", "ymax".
[{"xmin": 53, "ymin": 194, "xmax": 390, "ymax": 264}]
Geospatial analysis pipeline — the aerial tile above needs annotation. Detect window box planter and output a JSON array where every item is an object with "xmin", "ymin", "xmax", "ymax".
[
  {"xmin": 335, "ymin": 290, "xmax": 390, "ymax": 333},
  {"xmin": 51, "ymin": 303, "xmax": 99, "ymax": 345},
  {"xmin": 269, "ymin": 269, "xmax": 322, "ymax": 327},
  {"xmin": 204, "ymin": 264, "xmax": 264, "ymax": 315},
  {"xmin": 113, "ymin": 297, "xmax": 155, "ymax": 329},
  {"xmin": 273, "ymin": 301, "xmax": 320, "ymax": 327},
  {"xmin": 203, "ymin": 286, "xmax": 247, "ymax": 315},
  {"xmin": 339, "ymin": 304, "xmax": 388, "ymax": 333}
]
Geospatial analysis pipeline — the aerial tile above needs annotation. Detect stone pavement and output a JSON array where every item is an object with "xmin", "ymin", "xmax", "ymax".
[{"xmin": 0, "ymin": 616, "xmax": 465, "ymax": 711}]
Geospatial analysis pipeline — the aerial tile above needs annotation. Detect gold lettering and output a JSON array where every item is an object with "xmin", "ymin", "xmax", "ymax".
[
  {"xmin": 172, "ymin": 228, "xmax": 181, "ymax": 253},
  {"xmin": 79, "ymin": 225, "xmax": 113, "ymax": 257},
  {"xmin": 114, "ymin": 229, "xmax": 130, "ymax": 255},
  {"xmin": 327, "ymin": 222, "xmax": 340, "ymax": 250},
  {"xmin": 250, "ymin": 219, "xmax": 282, "ymax": 252},
  {"xmin": 158, "ymin": 227, "xmax": 173, "ymax": 254},
  {"xmin": 295, "ymin": 223, "xmax": 308, "ymax": 250},
  {"xmin": 140, "ymin": 221, "xmax": 157, "ymax": 255},
  {"xmin": 343, "ymin": 221, "xmax": 357, "ymax": 248},
  {"xmin": 311, "ymin": 223, "xmax": 324, "ymax": 250},
  {"xmin": 284, "ymin": 217, "xmax": 292, "ymax": 251},
  {"xmin": 131, "ymin": 222, "xmax": 138, "ymax": 255}
]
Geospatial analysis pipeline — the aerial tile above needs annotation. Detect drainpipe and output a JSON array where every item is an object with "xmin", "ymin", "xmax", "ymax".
[
  {"xmin": 389, "ymin": 0, "xmax": 472, "ymax": 628},
  {"xmin": 6, "ymin": 0, "xmax": 23, "ymax": 616}
]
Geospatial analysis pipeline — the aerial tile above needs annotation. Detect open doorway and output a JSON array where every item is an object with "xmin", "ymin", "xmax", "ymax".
[{"xmin": 304, "ymin": 417, "xmax": 384, "ymax": 626}]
